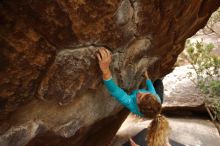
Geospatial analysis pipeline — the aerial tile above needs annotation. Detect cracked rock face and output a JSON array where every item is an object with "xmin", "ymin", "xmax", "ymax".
[{"xmin": 0, "ymin": 0, "xmax": 219, "ymax": 146}]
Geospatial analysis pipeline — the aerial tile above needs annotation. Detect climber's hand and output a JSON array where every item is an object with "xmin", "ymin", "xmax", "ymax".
[
  {"xmin": 97, "ymin": 47, "xmax": 112, "ymax": 74},
  {"xmin": 144, "ymin": 70, "xmax": 149, "ymax": 79}
]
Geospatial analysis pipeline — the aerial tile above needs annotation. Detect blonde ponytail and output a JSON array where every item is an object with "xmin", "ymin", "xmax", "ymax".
[{"xmin": 147, "ymin": 114, "xmax": 170, "ymax": 146}]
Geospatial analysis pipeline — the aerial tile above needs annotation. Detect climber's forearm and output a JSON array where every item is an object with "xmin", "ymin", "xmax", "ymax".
[
  {"xmin": 145, "ymin": 71, "xmax": 150, "ymax": 80},
  {"xmin": 145, "ymin": 70, "xmax": 157, "ymax": 94},
  {"xmin": 145, "ymin": 76, "xmax": 150, "ymax": 80},
  {"xmin": 102, "ymin": 68, "xmax": 112, "ymax": 80}
]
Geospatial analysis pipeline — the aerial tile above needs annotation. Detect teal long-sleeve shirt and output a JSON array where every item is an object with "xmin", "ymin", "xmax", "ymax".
[{"xmin": 104, "ymin": 77, "xmax": 161, "ymax": 117}]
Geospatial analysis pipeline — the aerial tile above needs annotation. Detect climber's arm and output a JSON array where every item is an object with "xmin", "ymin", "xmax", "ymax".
[
  {"xmin": 97, "ymin": 48, "xmax": 132, "ymax": 107},
  {"xmin": 103, "ymin": 77, "xmax": 132, "ymax": 107},
  {"xmin": 145, "ymin": 71, "xmax": 161, "ymax": 103},
  {"xmin": 144, "ymin": 71, "xmax": 157, "ymax": 94}
]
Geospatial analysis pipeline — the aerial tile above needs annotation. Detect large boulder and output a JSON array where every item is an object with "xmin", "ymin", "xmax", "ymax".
[
  {"xmin": 162, "ymin": 65, "xmax": 207, "ymax": 117},
  {"xmin": 0, "ymin": 0, "xmax": 219, "ymax": 146},
  {"xmin": 163, "ymin": 65, "xmax": 204, "ymax": 107}
]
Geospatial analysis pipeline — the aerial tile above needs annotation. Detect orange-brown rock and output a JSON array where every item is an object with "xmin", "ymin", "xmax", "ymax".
[{"xmin": 0, "ymin": 0, "xmax": 219, "ymax": 146}]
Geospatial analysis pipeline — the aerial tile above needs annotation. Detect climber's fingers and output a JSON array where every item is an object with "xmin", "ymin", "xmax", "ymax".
[
  {"xmin": 100, "ymin": 47, "xmax": 111, "ymax": 60},
  {"xmin": 102, "ymin": 48, "xmax": 112, "ymax": 60},
  {"xmin": 97, "ymin": 53, "xmax": 102, "ymax": 61},
  {"xmin": 106, "ymin": 49, "xmax": 112, "ymax": 58},
  {"xmin": 99, "ymin": 48, "xmax": 107, "ymax": 59},
  {"xmin": 103, "ymin": 48, "xmax": 109, "ymax": 57},
  {"xmin": 102, "ymin": 48, "xmax": 109, "ymax": 59},
  {"xmin": 97, "ymin": 47, "xmax": 112, "ymax": 63},
  {"xmin": 98, "ymin": 48, "xmax": 104, "ymax": 59}
]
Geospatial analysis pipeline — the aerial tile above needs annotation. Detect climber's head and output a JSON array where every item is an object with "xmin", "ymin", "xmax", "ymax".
[
  {"xmin": 137, "ymin": 93, "xmax": 170, "ymax": 146},
  {"xmin": 137, "ymin": 92, "xmax": 162, "ymax": 118}
]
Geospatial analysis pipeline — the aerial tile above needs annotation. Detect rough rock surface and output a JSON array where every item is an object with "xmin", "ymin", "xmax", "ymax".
[
  {"xmin": 163, "ymin": 65, "xmax": 204, "ymax": 107},
  {"xmin": 191, "ymin": 21, "xmax": 220, "ymax": 56},
  {"xmin": 0, "ymin": 0, "xmax": 220, "ymax": 146}
]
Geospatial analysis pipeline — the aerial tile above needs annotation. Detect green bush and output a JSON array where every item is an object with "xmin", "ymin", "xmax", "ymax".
[{"xmin": 186, "ymin": 40, "xmax": 220, "ymax": 121}]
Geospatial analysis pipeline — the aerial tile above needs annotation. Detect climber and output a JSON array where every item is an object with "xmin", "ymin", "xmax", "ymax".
[
  {"xmin": 96, "ymin": 47, "xmax": 164, "ymax": 116},
  {"xmin": 97, "ymin": 47, "xmax": 170, "ymax": 146}
]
